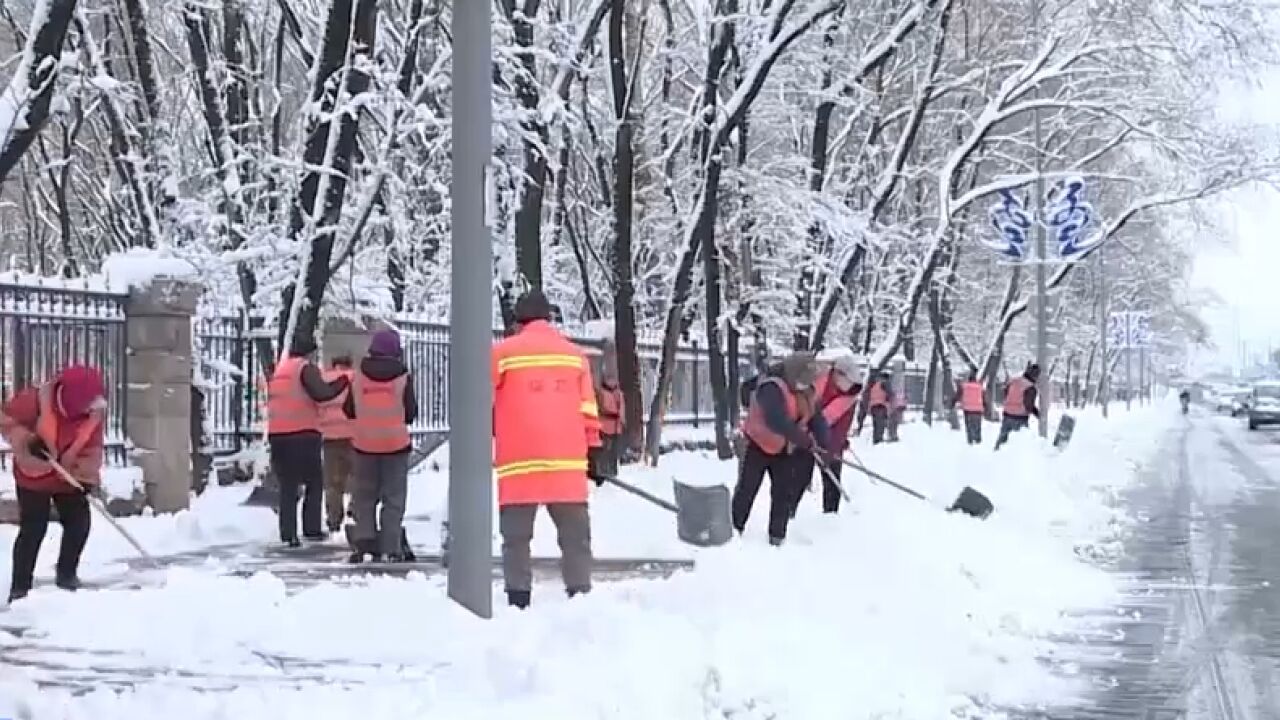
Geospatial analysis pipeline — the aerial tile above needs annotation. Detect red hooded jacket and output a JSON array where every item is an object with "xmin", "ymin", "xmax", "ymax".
[{"xmin": 1, "ymin": 366, "xmax": 107, "ymax": 494}]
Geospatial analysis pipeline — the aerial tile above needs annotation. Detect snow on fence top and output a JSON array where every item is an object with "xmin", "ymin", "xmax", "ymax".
[{"xmin": 0, "ymin": 248, "xmax": 199, "ymax": 295}]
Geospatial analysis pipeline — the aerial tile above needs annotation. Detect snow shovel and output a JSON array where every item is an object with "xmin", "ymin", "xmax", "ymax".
[
  {"xmin": 595, "ymin": 475, "xmax": 734, "ymax": 548},
  {"xmin": 46, "ymin": 457, "xmax": 158, "ymax": 565},
  {"xmin": 840, "ymin": 454, "xmax": 993, "ymax": 519}
]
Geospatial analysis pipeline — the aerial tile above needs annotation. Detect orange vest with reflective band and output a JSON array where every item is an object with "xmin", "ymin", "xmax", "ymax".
[
  {"xmin": 492, "ymin": 321, "xmax": 601, "ymax": 506},
  {"xmin": 814, "ymin": 373, "xmax": 858, "ymax": 427},
  {"xmin": 351, "ymin": 373, "xmax": 411, "ymax": 453},
  {"xmin": 1003, "ymin": 377, "xmax": 1031, "ymax": 416},
  {"xmin": 741, "ymin": 378, "xmax": 812, "ymax": 455},
  {"xmin": 319, "ymin": 368, "xmax": 354, "ymax": 440},
  {"xmin": 960, "ymin": 381, "xmax": 985, "ymax": 412},
  {"xmin": 598, "ymin": 384, "xmax": 624, "ymax": 436},
  {"xmin": 12, "ymin": 384, "xmax": 104, "ymax": 486},
  {"xmin": 868, "ymin": 383, "xmax": 888, "ymax": 408},
  {"xmin": 266, "ymin": 356, "xmax": 319, "ymax": 435}
]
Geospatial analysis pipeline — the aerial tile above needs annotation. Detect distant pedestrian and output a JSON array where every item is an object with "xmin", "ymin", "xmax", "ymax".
[
  {"xmin": 857, "ymin": 371, "xmax": 893, "ymax": 444},
  {"xmin": 794, "ymin": 355, "xmax": 861, "ymax": 515},
  {"xmin": 493, "ymin": 290, "xmax": 601, "ymax": 609},
  {"xmin": 733, "ymin": 352, "xmax": 830, "ymax": 545},
  {"xmin": 266, "ymin": 338, "xmax": 349, "ymax": 548},
  {"xmin": 343, "ymin": 330, "xmax": 418, "ymax": 562},
  {"xmin": 995, "ymin": 363, "xmax": 1041, "ymax": 450},
  {"xmin": 319, "ymin": 355, "xmax": 355, "ymax": 533},
  {"xmin": 955, "ymin": 368, "xmax": 987, "ymax": 445},
  {"xmin": 2, "ymin": 366, "xmax": 107, "ymax": 603}
]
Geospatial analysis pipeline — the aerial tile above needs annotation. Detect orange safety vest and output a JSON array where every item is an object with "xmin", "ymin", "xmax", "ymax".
[
  {"xmin": 741, "ymin": 377, "xmax": 813, "ymax": 455},
  {"xmin": 350, "ymin": 373, "xmax": 411, "ymax": 453},
  {"xmin": 266, "ymin": 356, "xmax": 320, "ymax": 435},
  {"xmin": 1003, "ymin": 376, "xmax": 1031, "ymax": 416},
  {"xmin": 868, "ymin": 382, "xmax": 888, "ymax": 409},
  {"xmin": 598, "ymin": 384, "xmax": 624, "ymax": 436},
  {"xmin": 318, "ymin": 368, "xmax": 354, "ymax": 440},
  {"xmin": 814, "ymin": 372, "xmax": 858, "ymax": 427},
  {"xmin": 960, "ymin": 381, "xmax": 985, "ymax": 413},
  {"xmin": 492, "ymin": 320, "xmax": 601, "ymax": 506},
  {"xmin": 11, "ymin": 384, "xmax": 104, "ymax": 485}
]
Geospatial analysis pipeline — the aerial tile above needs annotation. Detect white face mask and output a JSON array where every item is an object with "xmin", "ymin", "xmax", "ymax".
[{"xmin": 88, "ymin": 396, "xmax": 108, "ymax": 411}]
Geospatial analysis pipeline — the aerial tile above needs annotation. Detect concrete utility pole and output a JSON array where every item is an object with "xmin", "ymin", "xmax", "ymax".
[
  {"xmin": 448, "ymin": 0, "xmax": 494, "ymax": 620},
  {"xmin": 1031, "ymin": 0, "xmax": 1049, "ymax": 438}
]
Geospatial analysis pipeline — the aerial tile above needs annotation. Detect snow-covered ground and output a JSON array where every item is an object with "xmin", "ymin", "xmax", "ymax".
[{"xmin": 0, "ymin": 403, "xmax": 1174, "ymax": 719}]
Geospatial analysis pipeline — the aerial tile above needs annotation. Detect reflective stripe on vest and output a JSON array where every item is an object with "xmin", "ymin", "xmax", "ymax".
[
  {"xmin": 960, "ymin": 381, "xmax": 985, "ymax": 412},
  {"xmin": 351, "ymin": 373, "xmax": 411, "ymax": 453},
  {"xmin": 868, "ymin": 383, "xmax": 888, "ymax": 408},
  {"xmin": 1003, "ymin": 377, "xmax": 1031, "ymax": 416},
  {"xmin": 599, "ymin": 386, "xmax": 623, "ymax": 435},
  {"xmin": 266, "ymin": 356, "xmax": 320, "ymax": 434},
  {"xmin": 14, "ymin": 383, "xmax": 103, "ymax": 480},
  {"xmin": 741, "ymin": 378, "xmax": 808, "ymax": 455},
  {"xmin": 318, "ymin": 368, "xmax": 354, "ymax": 440}
]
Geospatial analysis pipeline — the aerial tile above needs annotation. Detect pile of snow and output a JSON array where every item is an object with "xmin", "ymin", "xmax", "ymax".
[
  {"xmin": 0, "ymin": 401, "xmax": 1179, "ymax": 718},
  {"xmin": 101, "ymin": 248, "xmax": 200, "ymax": 291}
]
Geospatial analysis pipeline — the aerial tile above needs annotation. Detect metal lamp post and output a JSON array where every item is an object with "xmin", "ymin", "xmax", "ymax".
[{"xmin": 448, "ymin": 0, "xmax": 494, "ymax": 619}]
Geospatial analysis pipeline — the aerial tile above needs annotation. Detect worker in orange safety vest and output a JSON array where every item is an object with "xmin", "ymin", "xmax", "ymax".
[
  {"xmin": 792, "ymin": 354, "xmax": 862, "ymax": 516},
  {"xmin": 734, "ymin": 352, "xmax": 830, "ymax": 545},
  {"xmin": 856, "ymin": 370, "xmax": 894, "ymax": 445},
  {"xmin": 343, "ymin": 329, "xmax": 418, "ymax": 562},
  {"xmin": 995, "ymin": 363, "xmax": 1041, "ymax": 450},
  {"xmin": 266, "ymin": 338, "xmax": 349, "ymax": 547},
  {"xmin": 953, "ymin": 368, "xmax": 987, "ymax": 445},
  {"xmin": 319, "ymin": 356, "xmax": 355, "ymax": 532},
  {"xmin": 492, "ymin": 289, "xmax": 602, "ymax": 609},
  {"xmin": 1, "ymin": 366, "xmax": 107, "ymax": 603},
  {"xmin": 594, "ymin": 346, "xmax": 625, "ymax": 479}
]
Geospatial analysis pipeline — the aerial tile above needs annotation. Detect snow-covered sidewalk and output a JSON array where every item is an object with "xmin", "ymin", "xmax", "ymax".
[{"xmin": 0, "ymin": 404, "xmax": 1174, "ymax": 719}]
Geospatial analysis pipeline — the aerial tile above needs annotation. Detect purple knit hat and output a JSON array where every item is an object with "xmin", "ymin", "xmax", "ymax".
[{"xmin": 368, "ymin": 329, "xmax": 402, "ymax": 358}]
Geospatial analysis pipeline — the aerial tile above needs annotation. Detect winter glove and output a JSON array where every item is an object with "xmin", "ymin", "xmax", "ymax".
[
  {"xmin": 27, "ymin": 436, "xmax": 50, "ymax": 461},
  {"xmin": 587, "ymin": 447, "xmax": 606, "ymax": 486}
]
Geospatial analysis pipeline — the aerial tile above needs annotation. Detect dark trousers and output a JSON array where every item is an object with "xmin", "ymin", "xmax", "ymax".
[
  {"xmin": 270, "ymin": 432, "xmax": 324, "ymax": 541},
  {"xmin": 351, "ymin": 450, "xmax": 411, "ymax": 557},
  {"xmin": 963, "ymin": 411, "xmax": 983, "ymax": 444},
  {"xmin": 793, "ymin": 453, "xmax": 845, "ymax": 514},
  {"xmin": 597, "ymin": 434, "xmax": 621, "ymax": 478},
  {"xmin": 10, "ymin": 487, "xmax": 91, "ymax": 596},
  {"xmin": 994, "ymin": 414, "xmax": 1030, "ymax": 450},
  {"xmin": 870, "ymin": 406, "xmax": 888, "ymax": 444},
  {"xmin": 732, "ymin": 443, "xmax": 805, "ymax": 541}
]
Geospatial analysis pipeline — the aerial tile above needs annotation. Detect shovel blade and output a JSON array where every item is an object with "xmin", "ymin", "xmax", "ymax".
[
  {"xmin": 948, "ymin": 486, "xmax": 993, "ymax": 519},
  {"xmin": 672, "ymin": 480, "xmax": 734, "ymax": 547}
]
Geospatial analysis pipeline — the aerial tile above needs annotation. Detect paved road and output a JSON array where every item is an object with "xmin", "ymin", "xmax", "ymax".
[{"xmin": 1003, "ymin": 410, "xmax": 1280, "ymax": 719}]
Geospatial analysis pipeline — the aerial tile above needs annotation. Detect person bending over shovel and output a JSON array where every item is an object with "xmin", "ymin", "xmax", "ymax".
[
  {"xmin": 2, "ymin": 366, "xmax": 107, "ymax": 603},
  {"xmin": 733, "ymin": 353, "xmax": 830, "ymax": 546}
]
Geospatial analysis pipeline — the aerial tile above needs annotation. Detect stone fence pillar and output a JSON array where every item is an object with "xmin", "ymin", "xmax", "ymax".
[{"xmin": 126, "ymin": 279, "xmax": 201, "ymax": 513}]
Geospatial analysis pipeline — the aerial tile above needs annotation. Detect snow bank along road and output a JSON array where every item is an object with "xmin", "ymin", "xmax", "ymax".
[{"xmin": 4, "ymin": 403, "xmax": 1256, "ymax": 720}]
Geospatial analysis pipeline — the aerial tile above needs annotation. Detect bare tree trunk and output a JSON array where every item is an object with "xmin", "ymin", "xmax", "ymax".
[{"xmin": 609, "ymin": 0, "xmax": 643, "ymax": 457}]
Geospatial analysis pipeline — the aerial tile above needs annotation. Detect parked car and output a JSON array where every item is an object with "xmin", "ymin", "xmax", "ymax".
[
  {"xmin": 1215, "ymin": 387, "xmax": 1251, "ymax": 415},
  {"xmin": 1248, "ymin": 382, "xmax": 1280, "ymax": 430}
]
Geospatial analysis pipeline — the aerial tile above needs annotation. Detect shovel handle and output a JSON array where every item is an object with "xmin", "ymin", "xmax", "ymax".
[
  {"xmin": 810, "ymin": 451, "xmax": 852, "ymax": 502},
  {"xmin": 597, "ymin": 475, "xmax": 679, "ymax": 513},
  {"xmin": 47, "ymin": 458, "xmax": 157, "ymax": 564},
  {"xmin": 838, "ymin": 456, "xmax": 928, "ymax": 501}
]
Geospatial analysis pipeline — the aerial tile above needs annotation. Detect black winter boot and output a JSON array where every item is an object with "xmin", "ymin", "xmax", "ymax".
[
  {"xmin": 55, "ymin": 574, "xmax": 81, "ymax": 592},
  {"xmin": 7, "ymin": 587, "xmax": 28, "ymax": 604},
  {"xmin": 566, "ymin": 586, "xmax": 590, "ymax": 599},
  {"xmin": 768, "ymin": 536, "xmax": 784, "ymax": 547},
  {"xmin": 507, "ymin": 590, "xmax": 531, "ymax": 609}
]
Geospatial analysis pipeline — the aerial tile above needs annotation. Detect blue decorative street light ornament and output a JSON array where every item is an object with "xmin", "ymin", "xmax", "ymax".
[
  {"xmin": 1044, "ymin": 176, "xmax": 1098, "ymax": 261},
  {"xmin": 985, "ymin": 189, "xmax": 1031, "ymax": 261}
]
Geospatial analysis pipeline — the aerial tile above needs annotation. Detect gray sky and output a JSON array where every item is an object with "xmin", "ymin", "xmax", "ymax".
[{"xmin": 1190, "ymin": 68, "xmax": 1280, "ymax": 373}]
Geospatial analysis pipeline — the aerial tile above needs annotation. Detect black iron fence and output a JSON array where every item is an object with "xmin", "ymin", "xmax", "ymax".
[
  {"xmin": 195, "ymin": 316, "xmax": 723, "ymax": 456},
  {"xmin": 0, "ymin": 281, "xmax": 130, "ymax": 465}
]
